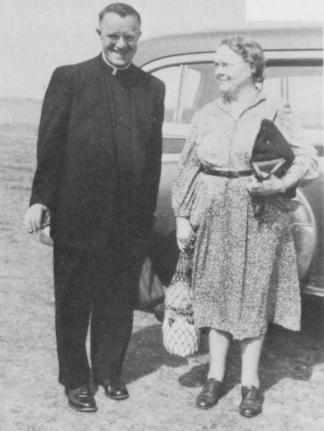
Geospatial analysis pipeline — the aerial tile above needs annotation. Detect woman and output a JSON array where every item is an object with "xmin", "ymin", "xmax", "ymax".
[{"xmin": 172, "ymin": 35, "xmax": 318, "ymax": 418}]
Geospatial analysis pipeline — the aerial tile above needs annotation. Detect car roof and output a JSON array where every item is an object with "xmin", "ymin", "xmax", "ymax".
[{"xmin": 134, "ymin": 26, "xmax": 323, "ymax": 67}]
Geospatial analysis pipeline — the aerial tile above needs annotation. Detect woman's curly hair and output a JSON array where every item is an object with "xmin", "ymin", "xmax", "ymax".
[{"xmin": 220, "ymin": 35, "xmax": 265, "ymax": 83}]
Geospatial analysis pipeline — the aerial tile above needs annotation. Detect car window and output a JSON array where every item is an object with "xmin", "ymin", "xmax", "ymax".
[
  {"xmin": 264, "ymin": 65, "xmax": 323, "ymax": 151},
  {"xmin": 153, "ymin": 66, "xmax": 181, "ymax": 123},
  {"xmin": 154, "ymin": 63, "xmax": 218, "ymax": 125},
  {"xmin": 264, "ymin": 66, "xmax": 323, "ymax": 126},
  {"xmin": 152, "ymin": 58, "xmax": 323, "ymax": 154}
]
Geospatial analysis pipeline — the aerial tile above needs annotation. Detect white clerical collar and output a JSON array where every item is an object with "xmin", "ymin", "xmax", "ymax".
[{"xmin": 101, "ymin": 52, "xmax": 131, "ymax": 75}]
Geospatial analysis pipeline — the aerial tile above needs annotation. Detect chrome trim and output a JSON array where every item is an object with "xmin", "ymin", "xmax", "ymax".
[
  {"xmin": 162, "ymin": 153, "xmax": 181, "ymax": 163},
  {"xmin": 162, "ymin": 122, "xmax": 190, "ymax": 137},
  {"xmin": 142, "ymin": 50, "xmax": 323, "ymax": 73},
  {"xmin": 303, "ymin": 285, "xmax": 324, "ymax": 297},
  {"xmin": 294, "ymin": 189, "xmax": 317, "ymax": 226},
  {"xmin": 265, "ymin": 50, "xmax": 323, "ymax": 59}
]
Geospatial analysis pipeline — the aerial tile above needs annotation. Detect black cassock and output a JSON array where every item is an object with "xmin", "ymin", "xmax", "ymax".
[{"xmin": 30, "ymin": 55, "xmax": 165, "ymax": 390}]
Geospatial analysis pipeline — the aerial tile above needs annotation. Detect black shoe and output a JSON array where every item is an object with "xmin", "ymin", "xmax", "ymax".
[
  {"xmin": 196, "ymin": 378, "xmax": 223, "ymax": 410},
  {"xmin": 239, "ymin": 386, "xmax": 263, "ymax": 418},
  {"xmin": 103, "ymin": 378, "xmax": 129, "ymax": 401},
  {"xmin": 65, "ymin": 385, "xmax": 97, "ymax": 413}
]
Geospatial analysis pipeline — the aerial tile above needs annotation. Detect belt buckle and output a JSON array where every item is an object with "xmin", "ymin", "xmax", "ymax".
[{"xmin": 229, "ymin": 171, "xmax": 239, "ymax": 178}]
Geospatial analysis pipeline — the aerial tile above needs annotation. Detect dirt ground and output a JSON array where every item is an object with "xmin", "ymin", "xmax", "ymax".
[{"xmin": 1, "ymin": 118, "xmax": 324, "ymax": 431}]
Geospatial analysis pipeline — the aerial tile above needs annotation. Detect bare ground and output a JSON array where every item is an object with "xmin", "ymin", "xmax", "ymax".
[{"xmin": 1, "ymin": 120, "xmax": 324, "ymax": 431}]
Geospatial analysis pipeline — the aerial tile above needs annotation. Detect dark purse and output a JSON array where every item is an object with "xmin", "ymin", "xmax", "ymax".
[
  {"xmin": 251, "ymin": 118, "xmax": 296, "ymax": 198},
  {"xmin": 250, "ymin": 119, "xmax": 297, "ymax": 219},
  {"xmin": 251, "ymin": 157, "xmax": 286, "ymax": 181}
]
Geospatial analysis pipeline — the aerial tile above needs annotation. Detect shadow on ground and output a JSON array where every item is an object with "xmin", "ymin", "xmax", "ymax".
[
  {"xmin": 174, "ymin": 295, "xmax": 324, "ymax": 397},
  {"xmin": 123, "ymin": 323, "xmax": 187, "ymax": 384}
]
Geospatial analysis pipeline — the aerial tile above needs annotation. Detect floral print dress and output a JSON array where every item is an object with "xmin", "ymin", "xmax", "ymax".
[{"xmin": 172, "ymin": 92, "xmax": 318, "ymax": 339}]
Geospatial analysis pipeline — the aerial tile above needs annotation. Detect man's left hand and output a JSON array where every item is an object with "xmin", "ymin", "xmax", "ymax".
[{"xmin": 247, "ymin": 175, "xmax": 286, "ymax": 196}]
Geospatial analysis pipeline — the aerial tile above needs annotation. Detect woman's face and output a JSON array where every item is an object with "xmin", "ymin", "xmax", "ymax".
[{"xmin": 214, "ymin": 44, "xmax": 255, "ymax": 97}]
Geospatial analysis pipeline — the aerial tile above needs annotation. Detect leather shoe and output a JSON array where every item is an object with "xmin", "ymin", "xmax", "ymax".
[
  {"xmin": 239, "ymin": 386, "xmax": 263, "ymax": 418},
  {"xmin": 103, "ymin": 378, "xmax": 129, "ymax": 401},
  {"xmin": 65, "ymin": 385, "xmax": 97, "ymax": 412},
  {"xmin": 196, "ymin": 378, "xmax": 223, "ymax": 409}
]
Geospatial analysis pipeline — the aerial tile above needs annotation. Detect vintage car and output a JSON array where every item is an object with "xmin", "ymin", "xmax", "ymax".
[{"xmin": 133, "ymin": 25, "xmax": 324, "ymax": 297}]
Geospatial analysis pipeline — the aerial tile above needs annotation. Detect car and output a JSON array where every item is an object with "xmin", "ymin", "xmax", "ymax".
[{"xmin": 133, "ymin": 25, "xmax": 324, "ymax": 298}]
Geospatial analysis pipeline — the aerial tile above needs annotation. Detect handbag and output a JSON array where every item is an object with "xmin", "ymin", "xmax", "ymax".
[
  {"xmin": 251, "ymin": 118, "xmax": 296, "ymax": 198},
  {"xmin": 162, "ymin": 251, "xmax": 200, "ymax": 357},
  {"xmin": 250, "ymin": 118, "xmax": 297, "ymax": 219},
  {"xmin": 251, "ymin": 157, "xmax": 286, "ymax": 181},
  {"xmin": 137, "ymin": 256, "xmax": 166, "ymax": 311}
]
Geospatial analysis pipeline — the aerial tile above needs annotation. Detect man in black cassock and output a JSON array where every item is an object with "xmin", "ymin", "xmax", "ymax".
[{"xmin": 24, "ymin": 2, "xmax": 165, "ymax": 412}]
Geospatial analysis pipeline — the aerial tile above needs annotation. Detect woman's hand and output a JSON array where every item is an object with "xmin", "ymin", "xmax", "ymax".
[
  {"xmin": 176, "ymin": 217, "xmax": 195, "ymax": 252},
  {"xmin": 247, "ymin": 175, "xmax": 287, "ymax": 197}
]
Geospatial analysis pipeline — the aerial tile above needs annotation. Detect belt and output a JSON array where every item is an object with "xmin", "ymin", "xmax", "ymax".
[{"xmin": 202, "ymin": 166, "xmax": 252, "ymax": 178}]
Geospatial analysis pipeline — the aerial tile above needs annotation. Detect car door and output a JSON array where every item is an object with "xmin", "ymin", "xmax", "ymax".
[{"xmin": 144, "ymin": 50, "xmax": 323, "ymax": 292}]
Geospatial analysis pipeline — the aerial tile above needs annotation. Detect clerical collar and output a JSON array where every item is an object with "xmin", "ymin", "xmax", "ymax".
[{"xmin": 101, "ymin": 52, "xmax": 131, "ymax": 75}]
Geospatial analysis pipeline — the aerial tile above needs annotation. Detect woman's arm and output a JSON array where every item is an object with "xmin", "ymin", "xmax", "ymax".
[
  {"xmin": 172, "ymin": 113, "xmax": 202, "ymax": 250},
  {"xmin": 172, "ymin": 113, "xmax": 202, "ymax": 216},
  {"xmin": 274, "ymin": 104, "xmax": 318, "ymax": 187}
]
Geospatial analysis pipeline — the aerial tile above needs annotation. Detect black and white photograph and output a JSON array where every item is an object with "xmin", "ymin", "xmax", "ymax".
[{"xmin": 0, "ymin": 0, "xmax": 323, "ymax": 429}]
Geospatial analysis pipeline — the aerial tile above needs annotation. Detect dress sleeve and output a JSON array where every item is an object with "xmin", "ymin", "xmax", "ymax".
[
  {"xmin": 274, "ymin": 103, "xmax": 319, "ymax": 185},
  {"xmin": 172, "ymin": 113, "xmax": 202, "ymax": 218}
]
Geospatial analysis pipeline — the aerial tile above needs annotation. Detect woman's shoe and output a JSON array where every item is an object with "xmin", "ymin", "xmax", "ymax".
[
  {"xmin": 239, "ymin": 386, "xmax": 263, "ymax": 417},
  {"xmin": 196, "ymin": 378, "xmax": 223, "ymax": 409}
]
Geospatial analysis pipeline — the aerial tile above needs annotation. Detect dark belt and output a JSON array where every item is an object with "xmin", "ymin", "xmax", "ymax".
[{"xmin": 202, "ymin": 166, "xmax": 252, "ymax": 178}]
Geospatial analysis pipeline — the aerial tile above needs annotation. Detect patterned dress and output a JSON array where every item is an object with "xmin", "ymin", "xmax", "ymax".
[{"xmin": 172, "ymin": 92, "xmax": 318, "ymax": 339}]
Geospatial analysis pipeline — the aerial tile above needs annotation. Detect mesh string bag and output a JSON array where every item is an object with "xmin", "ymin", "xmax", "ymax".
[{"xmin": 162, "ymin": 251, "xmax": 200, "ymax": 357}]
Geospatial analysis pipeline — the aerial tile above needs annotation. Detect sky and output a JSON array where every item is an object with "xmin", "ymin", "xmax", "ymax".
[{"xmin": 0, "ymin": 0, "xmax": 323, "ymax": 99}]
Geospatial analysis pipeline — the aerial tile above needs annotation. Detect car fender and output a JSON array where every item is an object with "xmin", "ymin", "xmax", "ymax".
[{"xmin": 290, "ymin": 190, "xmax": 317, "ymax": 280}]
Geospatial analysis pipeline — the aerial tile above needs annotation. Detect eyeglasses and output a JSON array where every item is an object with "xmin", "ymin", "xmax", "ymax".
[
  {"xmin": 214, "ymin": 60, "xmax": 249, "ymax": 70},
  {"xmin": 214, "ymin": 62, "xmax": 240, "ymax": 70},
  {"xmin": 105, "ymin": 33, "xmax": 139, "ymax": 44}
]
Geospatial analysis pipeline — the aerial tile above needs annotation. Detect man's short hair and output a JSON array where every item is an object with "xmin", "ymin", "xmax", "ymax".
[{"xmin": 99, "ymin": 3, "xmax": 141, "ymax": 26}]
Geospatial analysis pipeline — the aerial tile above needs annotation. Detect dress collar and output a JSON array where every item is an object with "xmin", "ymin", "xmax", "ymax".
[{"xmin": 215, "ymin": 90, "xmax": 267, "ymax": 118}]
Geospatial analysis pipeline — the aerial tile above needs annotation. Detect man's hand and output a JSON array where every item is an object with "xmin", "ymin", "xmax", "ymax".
[
  {"xmin": 24, "ymin": 204, "xmax": 50, "ymax": 234},
  {"xmin": 247, "ymin": 175, "xmax": 287, "ymax": 197},
  {"xmin": 176, "ymin": 217, "xmax": 195, "ymax": 252}
]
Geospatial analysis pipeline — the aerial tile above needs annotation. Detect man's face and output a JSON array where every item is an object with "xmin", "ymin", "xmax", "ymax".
[{"xmin": 97, "ymin": 12, "xmax": 141, "ymax": 68}]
